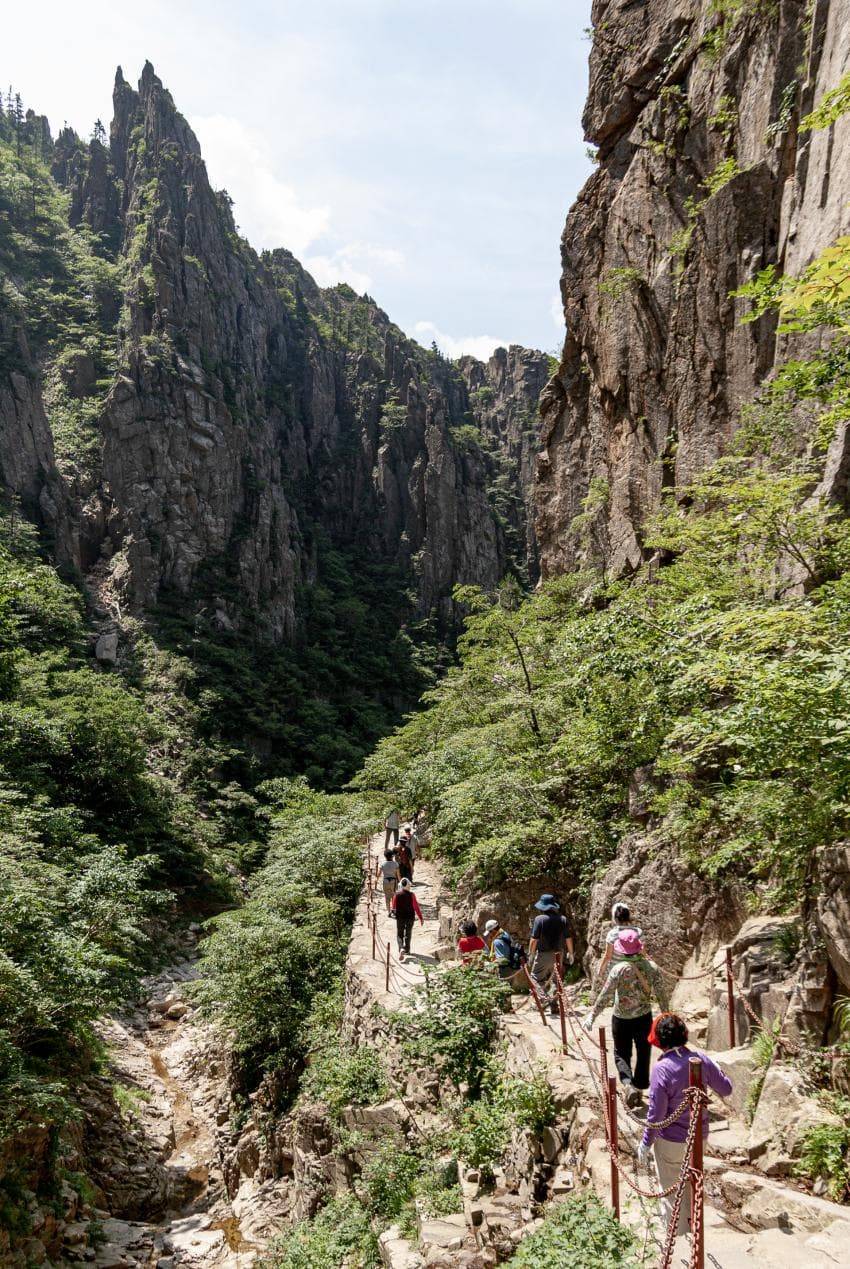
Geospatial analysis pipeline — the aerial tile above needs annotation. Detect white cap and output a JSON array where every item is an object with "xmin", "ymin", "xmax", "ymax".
[{"xmin": 483, "ymin": 919, "xmax": 499, "ymax": 935}]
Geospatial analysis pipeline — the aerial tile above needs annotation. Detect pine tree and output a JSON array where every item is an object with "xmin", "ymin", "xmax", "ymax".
[{"xmin": 92, "ymin": 118, "xmax": 106, "ymax": 144}]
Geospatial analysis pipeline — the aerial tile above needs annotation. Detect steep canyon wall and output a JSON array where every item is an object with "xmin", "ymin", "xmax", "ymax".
[{"xmin": 538, "ymin": 0, "xmax": 850, "ymax": 577}]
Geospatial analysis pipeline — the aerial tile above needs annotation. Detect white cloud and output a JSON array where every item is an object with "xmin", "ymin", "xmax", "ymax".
[
  {"xmin": 550, "ymin": 289, "xmax": 565, "ymax": 332},
  {"xmin": 303, "ymin": 242, "xmax": 405, "ymax": 294},
  {"xmin": 190, "ymin": 114, "xmax": 330, "ymax": 255},
  {"xmin": 413, "ymin": 321, "xmax": 509, "ymax": 361}
]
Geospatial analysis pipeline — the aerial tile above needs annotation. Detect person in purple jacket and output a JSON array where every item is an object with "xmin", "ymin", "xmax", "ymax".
[{"xmin": 638, "ymin": 1013, "xmax": 732, "ymax": 1238}]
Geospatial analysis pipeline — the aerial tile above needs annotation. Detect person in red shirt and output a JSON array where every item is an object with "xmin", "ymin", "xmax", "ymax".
[
  {"xmin": 391, "ymin": 878, "xmax": 423, "ymax": 960},
  {"xmin": 457, "ymin": 920, "xmax": 486, "ymax": 964}
]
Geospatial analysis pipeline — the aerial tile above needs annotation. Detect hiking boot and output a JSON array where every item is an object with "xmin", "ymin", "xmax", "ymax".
[
  {"xmin": 398, "ymin": 950, "xmax": 405, "ymax": 962},
  {"xmin": 549, "ymin": 1001, "xmax": 560, "ymax": 1017},
  {"xmin": 625, "ymin": 1082, "xmax": 642, "ymax": 1108}
]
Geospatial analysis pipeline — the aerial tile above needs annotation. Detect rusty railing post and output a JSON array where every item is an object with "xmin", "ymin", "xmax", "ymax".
[
  {"xmin": 553, "ymin": 962, "xmax": 568, "ymax": 1054},
  {"xmin": 607, "ymin": 1074, "xmax": 620, "ymax": 1220},
  {"xmin": 522, "ymin": 964, "xmax": 549, "ymax": 1026},
  {"xmin": 689, "ymin": 1056, "xmax": 705, "ymax": 1269},
  {"xmin": 725, "ymin": 947, "xmax": 736, "ymax": 1048},
  {"xmin": 371, "ymin": 913, "xmax": 376, "ymax": 960},
  {"xmin": 385, "ymin": 941, "xmax": 391, "ymax": 992}
]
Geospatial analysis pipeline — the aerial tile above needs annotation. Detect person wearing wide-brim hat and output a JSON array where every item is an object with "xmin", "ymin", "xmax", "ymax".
[
  {"xmin": 528, "ymin": 894, "xmax": 574, "ymax": 1015},
  {"xmin": 583, "ymin": 931, "xmax": 669, "ymax": 1106}
]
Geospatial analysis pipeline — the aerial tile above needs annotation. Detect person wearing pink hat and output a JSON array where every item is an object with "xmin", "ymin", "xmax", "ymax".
[{"xmin": 583, "ymin": 930, "xmax": 668, "ymax": 1106}]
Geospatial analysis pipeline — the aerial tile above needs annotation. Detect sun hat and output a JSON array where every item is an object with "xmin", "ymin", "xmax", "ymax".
[
  {"xmin": 483, "ymin": 919, "xmax": 499, "ymax": 935},
  {"xmin": 614, "ymin": 930, "xmax": 644, "ymax": 956},
  {"xmin": 534, "ymin": 894, "xmax": 560, "ymax": 912}
]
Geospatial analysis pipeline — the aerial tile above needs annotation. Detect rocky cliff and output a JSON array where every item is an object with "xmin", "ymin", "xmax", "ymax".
[
  {"xmin": 538, "ymin": 0, "xmax": 850, "ymax": 578},
  {"xmin": 0, "ymin": 65, "xmax": 547, "ymax": 644}
]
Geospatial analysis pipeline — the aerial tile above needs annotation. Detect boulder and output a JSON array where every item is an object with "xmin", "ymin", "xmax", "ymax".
[
  {"xmin": 703, "ymin": 1046, "xmax": 756, "ymax": 1119},
  {"xmin": 94, "ymin": 629, "xmax": 119, "ymax": 664},
  {"xmin": 749, "ymin": 1065, "xmax": 844, "ymax": 1177},
  {"xmin": 585, "ymin": 832, "xmax": 744, "ymax": 978},
  {"xmin": 378, "ymin": 1224, "xmax": 426, "ymax": 1268}
]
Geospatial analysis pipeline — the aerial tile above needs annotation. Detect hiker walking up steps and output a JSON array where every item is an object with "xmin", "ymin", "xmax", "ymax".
[
  {"xmin": 384, "ymin": 809, "xmax": 400, "ymax": 849},
  {"xmin": 391, "ymin": 877, "xmax": 423, "ymax": 960},
  {"xmin": 376, "ymin": 848, "xmax": 399, "ymax": 912},
  {"xmin": 638, "ymin": 1013, "xmax": 732, "ymax": 1237},
  {"xmin": 583, "ymin": 930, "xmax": 668, "ymax": 1106},
  {"xmin": 529, "ymin": 893, "xmax": 574, "ymax": 1016}
]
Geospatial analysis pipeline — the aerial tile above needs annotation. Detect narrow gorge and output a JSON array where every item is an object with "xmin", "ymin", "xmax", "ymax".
[{"xmin": 2, "ymin": 1, "xmax": 850, "ymax": 1266}]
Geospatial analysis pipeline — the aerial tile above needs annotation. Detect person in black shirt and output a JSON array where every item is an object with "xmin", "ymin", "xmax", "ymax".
[{"xmin": 528, "ymin": 893, "xmax": 574, "ymax": 1016}]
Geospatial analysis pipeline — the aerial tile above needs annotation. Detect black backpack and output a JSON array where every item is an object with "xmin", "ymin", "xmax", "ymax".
[{"xmin": 507, "ymin": 939, "xmax": 527, "ymax": 971}]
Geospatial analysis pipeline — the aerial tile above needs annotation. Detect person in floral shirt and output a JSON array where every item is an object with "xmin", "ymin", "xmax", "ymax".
[{"xmin": 583, "ymin": 930, "xmax": 668, "ymax": 1106}]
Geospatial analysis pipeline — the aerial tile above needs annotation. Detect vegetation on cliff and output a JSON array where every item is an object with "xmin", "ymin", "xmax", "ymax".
[{"xmin": 361, "ymin": 236, "xmax": 850, "ymax": 912}]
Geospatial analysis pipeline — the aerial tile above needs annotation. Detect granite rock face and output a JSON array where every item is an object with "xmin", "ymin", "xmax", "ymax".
[
  {"xmin": 1, "ymin": 64, "xmax": 546, "ymax": 640},
  {"xmin": 537, "ymin": 0, "xmax": 850, "ymax": 578}
]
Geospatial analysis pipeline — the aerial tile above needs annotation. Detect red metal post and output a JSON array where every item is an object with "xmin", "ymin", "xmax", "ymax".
[
  {"xmin": 522, "ymin": 964, "xmax": 549, "ymax": 1026},
  {"xmin": 726, "ymin": 947, "xmax": 736, "ymax": 1048},
  {"xmin": 598, "ymin": 1025, "xmax": 608, "ymax": 1091},
  {"xmin": 607, "ymin": 1074, "xmax": 620, "ymax": 1220},
  {"xmin": 385, "ymin": 941, "xmax": 391, "ymax": 992},
  {"xmin": 371, "ymin": 913, "xmax": 376, "ymax": 960},
  {"xmin": 553, "ymin": 962, "xmax": 568, "ymax": 1054},
  {"xmin": 689, "ymin": 1056, "xmax": 705, "ymax": 1269}
]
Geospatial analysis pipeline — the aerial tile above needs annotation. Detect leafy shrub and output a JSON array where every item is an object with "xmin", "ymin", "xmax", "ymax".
[
  {"xmin": 360, "ymin": 1142, "xmax": 421, "ymax": 1221},
  {"xmin": 794, "ymin": 1121, "xmax": 850, "ymax": 1201},
  {"xmin": 301, "ymin": 1026, "xmax": 387, "ymax": 1123},
  {"xmin": 392, "ymin": 967, "xmax": 509, "ymax": 1093},
  {"xmin": 449, "ymin": 1059, "xmax": 556, "ymax": 1172},
  {"xmin": 259, "ymin": 1195, "xmax": 378, "ymax": 1268},
  {"xmin": 193, "ymin": 785, "xmax": 378, "ymax": 1096},
  {"xmin": 505, "ymin": 1192, "xmax": 641, "ymax": 1267}
]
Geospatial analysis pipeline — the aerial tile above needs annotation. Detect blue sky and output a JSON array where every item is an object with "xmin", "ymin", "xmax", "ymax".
[{"xmin": 10, "ymin": 0, "xmax": 593, "ymax": 356}]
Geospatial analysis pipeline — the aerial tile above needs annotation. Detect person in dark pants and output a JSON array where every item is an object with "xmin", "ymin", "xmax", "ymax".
[
  {"xmin": 396, "ymin": 840, "xmax": 414, "ymax": 882},
  {"xmin": 582, "ymin": 931, "xmax": 668, "ymax": 1106},
  {"xmin": 528, "ymin": 893, "xmax": 574, "ymax": 1016},
  {"xmin": 391, "ymin": 878, "xmax": 423, "ymax": 960}
]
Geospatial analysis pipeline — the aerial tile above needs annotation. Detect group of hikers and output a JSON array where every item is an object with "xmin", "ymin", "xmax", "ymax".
[
  {"xmin": 376, "ymin": 813, "xmax": 734, "ymax": 1239},
  {"xmin": 377, "ymin": 812, "xmax": 424, "ymax": 960}
]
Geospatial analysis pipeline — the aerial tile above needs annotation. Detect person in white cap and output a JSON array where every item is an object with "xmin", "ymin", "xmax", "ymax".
[{"xmin": 482, "ymin": 919, "xmax": 517, "ymax": 980}]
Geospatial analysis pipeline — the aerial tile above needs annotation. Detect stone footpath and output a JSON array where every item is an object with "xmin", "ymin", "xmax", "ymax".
[{"xmin": 348, "ymin": 837, "xmax": 850, "ymax": 1268}]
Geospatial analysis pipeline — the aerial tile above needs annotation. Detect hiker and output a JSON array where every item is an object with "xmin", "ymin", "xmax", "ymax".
[
  {"xmin": 376, "ymin": 848, "xmax": 399, "ymax": 912},
  {"xmin": 583, "ymin": 931, "xmax": 668, "ymax": 1106},
  {"xmin": 484, "ymin": 919, "xmax": 526, "ymax": 981},
  {"xmin": 528, "ymin": 894, "xmax": 574, "ymax": 1016},
  {"xmin": 457, "ymin": 920, "xmax": 486, "ymax": 963},
  {"xmin": 399, "ymin": 825, "xmax": 416, "ymax": 864},
  {"xmin": 391, "ymin": 877, "xmax": 423, "ymax": 960},
  {"xmin": 598, "ymin": 900, "xmax": 643, "ymax": 977},
  {"xmin": 396, "ymin": 839, "xmax": 414, "ymax": 883},
  {"xmin": 638, "ymin": 1013, "xmax": 732, "ymax": 1237},
  {"xmin": 384, "ymin": 809, "xmax": 400, "ymax": 849}
]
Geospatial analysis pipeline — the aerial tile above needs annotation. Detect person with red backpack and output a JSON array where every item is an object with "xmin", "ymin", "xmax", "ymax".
[{"xmin": 391, "ymin": 878, "xmax": 423, "ymax": 960}]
